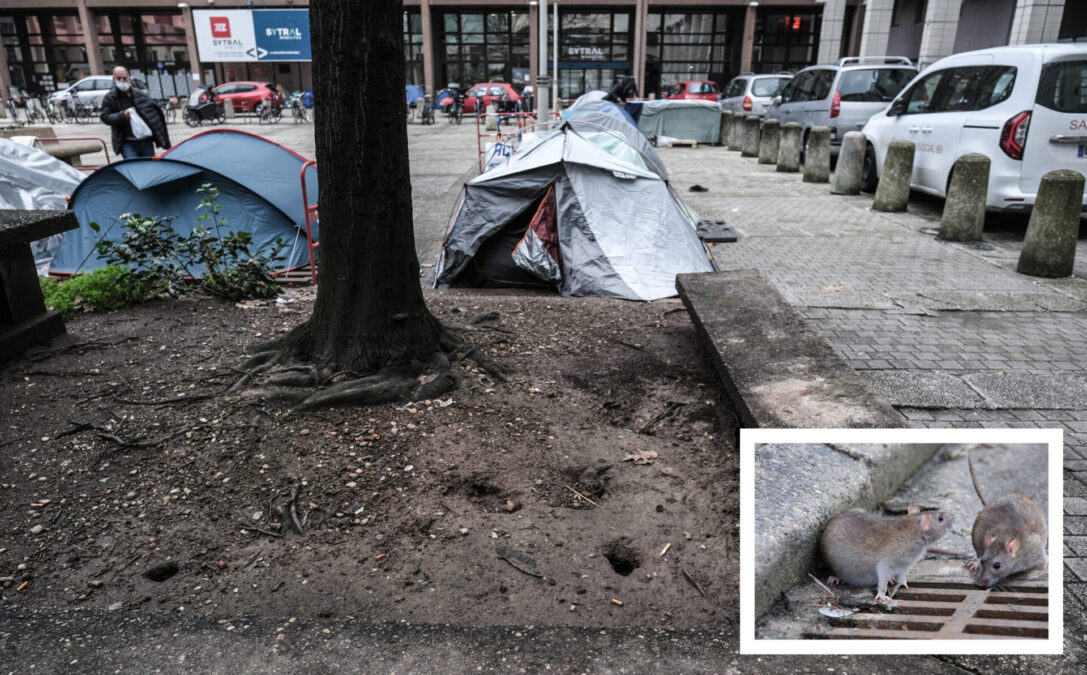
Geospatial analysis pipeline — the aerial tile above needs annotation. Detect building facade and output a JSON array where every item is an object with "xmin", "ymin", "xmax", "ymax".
[{"xmin": 4, "ymin": 1, "xmax": 1086, "ymax": 102}]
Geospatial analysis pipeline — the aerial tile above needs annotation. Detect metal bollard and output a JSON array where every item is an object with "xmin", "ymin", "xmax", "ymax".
[
  {"xmin": 719, "ymin": 111, "xmax": 734, "ymax": 146},
  {"xmin": 831, "ymin": 131, "xmax": 866, "ymax": 195},
  {"xmin": 938, "ymin": 153, "xmax": 991, "ymax": 242},
  {"xmin": 758, "ymin": 118, "xmax": 781, "ymax": 165},
  {"xmin": 1017, "ymin": 169, "xmax": 1086, "ymax": 277},
  {"xmin": 741, "ymin": 115, "xmax": 761, "ymax": 157},
  {"xmin": 777, "ymin": 122, "xmax": 802, "ymax": 173},
  {"xmin": 872, "ymin": 140, "xmax": 915, "ymax": 211},
  {"xmin": 802, "ymin": 126, "xmax": 831, "ymax": 183}
]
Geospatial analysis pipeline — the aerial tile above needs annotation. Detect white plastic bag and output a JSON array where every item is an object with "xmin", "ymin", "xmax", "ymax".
[{"xmin": 129, "ymin": 109, "xmax": 153, "ymax": 140}]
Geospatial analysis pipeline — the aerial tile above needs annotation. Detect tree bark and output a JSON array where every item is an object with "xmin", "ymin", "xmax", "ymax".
[{"xmin": 288, "ymin": 0, "xmax": 441, "ymax": 373}]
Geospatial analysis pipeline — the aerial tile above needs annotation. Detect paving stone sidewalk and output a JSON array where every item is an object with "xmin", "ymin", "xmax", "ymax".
[{"xmin": 658, "ymin": 143, "xmax": 1087, "ymax": 622}]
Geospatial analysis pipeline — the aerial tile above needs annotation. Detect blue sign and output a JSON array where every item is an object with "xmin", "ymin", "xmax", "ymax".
[{"xmin": 252, "ymin": 10, "xmax": 311, "ymax": 62}]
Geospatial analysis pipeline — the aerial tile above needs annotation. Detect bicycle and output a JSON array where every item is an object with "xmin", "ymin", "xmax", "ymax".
[
  {"xmin": 160, "ymin": 97, "xmax": 177, "ymax": 124},
  {"xmin": 256, "ymin": 98, "xmax": 281, "ymax": 125},
  {"xmin": 45, "ymin": 98, "xmax": 63, "ymax": 124},
  {"xmin": 287, "ymin": 92, "xmax": 309, "ymax": 123},
  {"xmin": 5, "ymin": 98, "xmax": 20, "ymax": 124},
  {"xmin": 24, "ymin": 97, "xmax": 46, "ymax": 124},
  {"xmin": 420, "ymin": 94, "xmax": 435, "ymax": 125}
]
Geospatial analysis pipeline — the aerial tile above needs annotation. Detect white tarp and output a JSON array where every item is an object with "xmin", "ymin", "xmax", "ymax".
[{"xmin": 0, "ymin": 138, "xmax": 85, "ymax": 274}]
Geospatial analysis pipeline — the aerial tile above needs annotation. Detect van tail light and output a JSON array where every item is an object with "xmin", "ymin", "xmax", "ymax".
[
  {"xmin": 1000, "ymin": 111, "xmax": 1031, "ymax": 160},
  {"xmin": 742, "ymin": 95, "xmax": 752, "ymax": 111},
  {"xmin": 830, "ymin": 90, "xmax": 841, "ymax": 119}
]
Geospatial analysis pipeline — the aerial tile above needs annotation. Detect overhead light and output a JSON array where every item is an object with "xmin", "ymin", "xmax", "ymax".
[{"xmin": 177, "ymin": 1, "xmax": 188, "ymax": 7}]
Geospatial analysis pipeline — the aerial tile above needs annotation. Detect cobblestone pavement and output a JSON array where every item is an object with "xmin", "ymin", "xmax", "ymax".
[{"xmin": 659, "ymin": 143, "xmax": 1087, "ymax": 632}]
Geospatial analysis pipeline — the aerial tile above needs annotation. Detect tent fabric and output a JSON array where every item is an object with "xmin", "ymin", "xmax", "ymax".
[
  {"xmin": 405, "ymin": 84, "xmax": 425, "ymax": 105},
  {"xmin": 0, "ymin": 138, "xmax": 85, "ymax": 274},
  {"xmin": 636, "ymin": 100, "xmax": 723, "ymax": 143},
  {"xmin": 161, "ymin": 130, "xmax": 317, "ymax": 235},
  {"xmin": 52, "ymin": 157, "xmax": 314, "ymax": 276},
  {"xmin": 561, "ymin": 94, "xmax": 667, "ymax": 178},
  {"xmin": 433, "ymin": 126, "xmax": 713, "ymax": 301}
]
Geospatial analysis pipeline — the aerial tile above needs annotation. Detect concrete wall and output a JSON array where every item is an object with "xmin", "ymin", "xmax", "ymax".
[{"xmin": 954, "ymin": 0, "xmax": 1016, "ymax": 53}]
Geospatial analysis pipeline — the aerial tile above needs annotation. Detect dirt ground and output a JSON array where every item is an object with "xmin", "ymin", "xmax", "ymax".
[{"xmin": 0, "ymin": 287, "xmax": 738, "ymax": 630}]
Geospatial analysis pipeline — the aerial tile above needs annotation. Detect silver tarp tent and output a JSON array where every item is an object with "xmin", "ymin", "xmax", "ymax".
[
  {"xmin": 432, "ymin": 124, "xmax": 713, "ymax": 301},
  {"xmin": 637, "ymin": 99, "xmax": 723, "ymax": 144}
]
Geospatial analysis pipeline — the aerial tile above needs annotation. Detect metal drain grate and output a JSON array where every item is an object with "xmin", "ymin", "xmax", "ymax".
[{"xmin": 824, "ymin": 581, "xmax": 1048, "ymax": 639}]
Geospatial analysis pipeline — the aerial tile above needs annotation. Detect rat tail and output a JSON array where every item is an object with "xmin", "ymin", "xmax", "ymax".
[{"xmin": 967, "ymin": 447, "xmax": 987, "ymax": 506}]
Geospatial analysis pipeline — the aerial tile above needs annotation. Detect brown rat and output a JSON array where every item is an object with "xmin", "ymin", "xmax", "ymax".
[
  {"xmin": 967, "ymin": 450, "xmax": 1047, "ymax": 588},
  {"xmin": 820, "ymin": 504, "xmax": 953, "ymax": 603}
]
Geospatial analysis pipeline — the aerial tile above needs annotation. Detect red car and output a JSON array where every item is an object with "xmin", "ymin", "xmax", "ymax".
[
  {"xmin": 209, "ymin": 81, "xmax": 284, "ymax": 113},
  {"xmin": 463, "ymin": 82, "xmax": 521, "ymax": 114},
  {"xmin": 666, "ymin": 81, "xmax": 719, "ymax": 101}
]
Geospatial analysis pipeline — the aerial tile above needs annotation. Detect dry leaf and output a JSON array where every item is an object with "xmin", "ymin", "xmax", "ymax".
[{"xmin": 623, "ymin": 450, "xmax": 658, "ymax": 465}]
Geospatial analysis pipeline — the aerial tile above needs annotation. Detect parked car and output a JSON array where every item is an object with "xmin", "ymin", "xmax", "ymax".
[
  {"xmin": 209, "ymin": 81, "xmax": 284, "ymax": 114},
  {"xmin": 861, "ymin": 44, "xmax": 1087, "ymax": 211},
  {"xmin": 463, "ymin": 82, "xmax": 521, "ymax": 114},
  {"xmin": 720, "ymin": 73, "xmax": 793, "ymax": 116},
  {"xmin": 46, "ymin": 75, "xmax": 146, "ymax": 108},
  {"xmin": 766, "ymin": 57, "xmax": 917, "ymax": 154},
  {"xmin": 666, "ymin": 80, "xmax": 719, "ymax": 101}
]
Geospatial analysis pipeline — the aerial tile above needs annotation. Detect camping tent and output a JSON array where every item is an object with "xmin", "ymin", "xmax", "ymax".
[
  {"xmin": 636, "ymin": 99, "xmax": 722, "ymax": 143},
  {"xmin": 433, "ymin": 124, "xmax": 713, "ymax": 301},
  {"xmin": 406, "ymin": 84, "xmax": 425, "ymax": 105},
  {"xmin": 0, "ymin": 138, "xmax": 84, "ymax": 273},
  {"xmin": 561, "ymin": 96, "xmax": 668, "ymax": 180},
  {"xmin": 52, "ymin": 131, "xmax": 318, "ymax": 275}
]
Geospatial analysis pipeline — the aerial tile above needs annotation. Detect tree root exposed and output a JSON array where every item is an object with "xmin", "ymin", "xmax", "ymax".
[{"xmin": 230, "ymin": 323, "xmax": 508, "ymax": 409}]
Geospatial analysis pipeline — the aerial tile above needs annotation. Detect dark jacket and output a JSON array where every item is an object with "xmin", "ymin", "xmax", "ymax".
[{"xmin": 100, "ymin": 86, "xmax": 171, "ymax": 155}]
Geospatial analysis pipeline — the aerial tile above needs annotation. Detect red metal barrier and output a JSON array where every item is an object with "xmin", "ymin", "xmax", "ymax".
[{"xmin": 299, "ymin": 159, "xmax": 319, "ymax": 285}]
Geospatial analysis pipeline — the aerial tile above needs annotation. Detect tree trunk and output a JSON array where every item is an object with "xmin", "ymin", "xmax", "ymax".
[{"xmin": 291, "ymin": 0, "xmax": 440, "ymax": 373}]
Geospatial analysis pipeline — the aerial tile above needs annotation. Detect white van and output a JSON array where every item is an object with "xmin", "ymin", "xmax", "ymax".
[{"xmin": 861, "ymin": 44, "xmax": 1087, "ymax": 211}]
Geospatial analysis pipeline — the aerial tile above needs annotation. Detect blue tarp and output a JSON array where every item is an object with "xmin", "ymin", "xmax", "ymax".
[
  {"xmin": 406, "ymin": 84, "xmax": 425, "ymax": 105},
  {"xmin": 53, "ymin": 130, "xmax": 318, "ymax": 276}
]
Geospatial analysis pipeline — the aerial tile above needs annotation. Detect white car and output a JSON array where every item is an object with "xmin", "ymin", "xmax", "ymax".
[
  {"xmin": 47, "ymin": 75, "xmax": 115, "ymax": 109},
  {"xmin": 861, "ymin": 44, "xmax": 1087, "ymax": 211}
]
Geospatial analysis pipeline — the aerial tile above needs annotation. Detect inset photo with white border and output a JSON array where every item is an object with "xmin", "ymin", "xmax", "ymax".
[{"xmin": 740, "ymin": 428, "xmax": 1062, "ymax": 655}]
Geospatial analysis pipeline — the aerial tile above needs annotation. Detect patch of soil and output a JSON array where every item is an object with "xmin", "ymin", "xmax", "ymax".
[{"xmin": 0, "ymin": 288, "xmax": 739, "ymax": 629}]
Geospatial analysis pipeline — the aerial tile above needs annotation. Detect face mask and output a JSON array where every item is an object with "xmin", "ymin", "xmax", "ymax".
[{"xmin": 115, "ymin": 80, "xmax": 131, "ymax": 92}]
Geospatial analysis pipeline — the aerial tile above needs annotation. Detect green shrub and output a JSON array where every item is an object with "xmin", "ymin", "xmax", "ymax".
[{"xmin": 39, "ymin": 266, "xmax": 148, "ymax": 317}]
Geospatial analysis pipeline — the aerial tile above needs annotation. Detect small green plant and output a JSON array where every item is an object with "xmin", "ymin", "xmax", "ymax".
[
  {"xmin": 91, "ymin": 183, "xmax": 286, "ymax": 302},
  {"xmin": 39, "ymin": 266, "xmax": 147, "ymax": 317}
]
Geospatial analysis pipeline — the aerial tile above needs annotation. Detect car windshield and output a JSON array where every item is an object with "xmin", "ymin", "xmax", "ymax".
[
  {"xmin": 1036, "ymin": 59, "xmax": 1087, "ymax": 113},
  {"xmin": 837, "ymin": 68, "xmax": 915, "ymax": 102},
  {"xmin": 690, "ymin": 82, "xmax": 716, "ymax": 94},
  {"xmin": 752, "ymin": 77, "xmax": 790, "ymax": 97}
]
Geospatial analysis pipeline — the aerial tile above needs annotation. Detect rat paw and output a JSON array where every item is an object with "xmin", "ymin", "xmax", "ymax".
[
  {"xmin": 968, "ymin": 560, "xmax": 980, "ymax": 572},
  {"xmin": 827, "ymin": 576, "xmax": 840, "ymax": 586},
  {"xmin": 874, "ymin": 594, "xmax": 890, "ymax": 604}
]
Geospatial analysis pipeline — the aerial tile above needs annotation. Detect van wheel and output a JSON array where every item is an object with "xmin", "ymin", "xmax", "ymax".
[{"xmin": 861, "ymin": 143, "xmax": 878, "ymax": 193}]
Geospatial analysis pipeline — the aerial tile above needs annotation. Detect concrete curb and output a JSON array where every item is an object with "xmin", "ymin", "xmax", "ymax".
[
  {"xmin": 675, "ymin": 270, "xmax": 906, "ymax": 430},
  {"xmin": 753, "ymin": 442, "xmax": 943, "ymax": 617}
]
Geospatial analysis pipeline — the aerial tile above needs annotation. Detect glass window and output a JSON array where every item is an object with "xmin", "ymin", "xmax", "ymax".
[
  {"xmin": 725, "ymin": 78, "xmax": 746, "ymax": 98},
  {"xmin": 752, "ymin": 76, "xmax": 790, "ymax": 97},
  {"xmin": 784, "ymin": 71, "xmax": 813, "ymax": 102},
  {"xmin": 903, "ymin": 70, "xmax": 944, "ymax": 114},
  {"xmin": 811, "ymin": 69, "xmax": 835, "ymax": 100},
  {"xmin": 1036, "ymin": 60, "xmax": 1087, "ymax": 113},
  {"xmin": 838, "ymin": 68, "xmax": 916, "ymax": 103}
]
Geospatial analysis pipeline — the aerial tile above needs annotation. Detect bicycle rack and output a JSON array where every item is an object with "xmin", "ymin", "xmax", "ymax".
[{"xmin": 33, "ymin": 136, "xmax": 110, "ymax": 171}]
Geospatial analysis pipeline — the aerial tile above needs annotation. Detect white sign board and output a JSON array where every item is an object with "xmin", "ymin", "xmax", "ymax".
[{"xmin": 193, "ymin": 10, "xmax": 259, "ymax": 62}]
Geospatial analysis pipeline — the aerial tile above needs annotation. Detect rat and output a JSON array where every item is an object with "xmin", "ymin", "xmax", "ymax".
[
  {"xmin": 820, "ymin": 504, "xmax": 953, "ymax": 603},
  {"xmin": 967, "ymin": 449, "xmax": 1047, "ymax": 588}
]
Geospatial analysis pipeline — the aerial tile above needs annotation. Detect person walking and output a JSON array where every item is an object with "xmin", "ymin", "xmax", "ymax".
[{"xmin": 100, "ymin": 66, "xmax": 170, "ymax": 159}]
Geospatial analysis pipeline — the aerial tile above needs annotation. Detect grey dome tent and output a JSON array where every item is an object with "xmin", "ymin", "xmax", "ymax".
[{"xmin": 433, "ymin": 124, "xmax": 713, "ymax": 301}]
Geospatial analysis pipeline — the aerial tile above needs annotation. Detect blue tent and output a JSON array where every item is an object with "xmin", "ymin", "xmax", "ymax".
[
  {"xmin": 53, "ymin": 130, "xmax": 318, "ymax": 276},
  {"xmin": 406, "ymin": 84, "xmax": 425, "ymax": 105}
]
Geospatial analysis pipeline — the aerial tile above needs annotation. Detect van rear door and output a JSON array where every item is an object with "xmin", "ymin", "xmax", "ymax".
[{"xmin": 1022, "ymin": 56, "xmax": 1087, "ymax": 198}]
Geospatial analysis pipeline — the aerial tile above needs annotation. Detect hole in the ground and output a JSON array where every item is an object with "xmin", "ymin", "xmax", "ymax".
[
  {"xmin": 143, "ymin": 562, "xmax": 179, "ymax": 582},
  {"xmin": 603, "ymin": 540, "xmax": 640, "ymax": 577}
]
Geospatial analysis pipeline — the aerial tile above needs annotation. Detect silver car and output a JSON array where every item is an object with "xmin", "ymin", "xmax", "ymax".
[
  {"xmin": 766, "ymin": 57, "xmax": 917, "ymax": 153},
  {"xmin": 719, "ymin": 73, "xmax": 792, "ymax": 117}
]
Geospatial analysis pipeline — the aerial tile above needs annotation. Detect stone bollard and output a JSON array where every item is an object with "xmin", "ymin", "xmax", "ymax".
[
  {"xmin": 831, "ymin": 131, "xmax": 866, "ymax": 195},
  {"xmin": 1016, "ymin": 170, "xmax": 1086, "ymax": 277},
  {"xmin": 872, "ymin": 140, "xmax": 915, "ymax": 211},
  {"xmin": 741, "ymin": 115, "xmax": 761, "ymax": 157},
  {"xmin": 719, "ymin": 111, "xmax": 734, "ymax": 146},
  {"xmin": 938, "ymin": 154, "xmax": 991, "ymax": 242},
  {"xmin": 728, "ymin": 113, "xmax": 743, "ymax": 151},
  {"xmin": 223, "ymin": 98, "xmax": 235, "ymax": 119},
  {"xmin": 777, "ymin": 122, "xmax": 802, "ymax": 173},
  {"xmin": 484, "ymin": 103, "xmax": 498, "ymax": 131},
  {"xmin": 758, "ymin": 118, "xmax": 780, "ymax": 165},
  {"xmin": 802, "ymin": 126, "xmax": 831, "ymax": 183}
]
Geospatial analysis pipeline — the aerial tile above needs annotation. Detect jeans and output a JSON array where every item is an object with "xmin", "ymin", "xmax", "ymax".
[{"xmin": 121, "ymin": 138, "xmax": 155, "ymax": 159}]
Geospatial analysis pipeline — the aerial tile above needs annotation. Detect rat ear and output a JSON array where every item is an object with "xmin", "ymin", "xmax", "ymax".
[
  {"xmin": 919, "ymin": 512, "xmax": 931, "ymax": 531},
  {"xmin": 1006, "ymin": 538, "xmax": 1020, "ymax": 557},
  {"xmin": 985, "ymin": 533, "xmax": 995, "ymax": 547},
  {"xmin": 907, "ymin": 504, "xmax": 920, "ymax": 514}
]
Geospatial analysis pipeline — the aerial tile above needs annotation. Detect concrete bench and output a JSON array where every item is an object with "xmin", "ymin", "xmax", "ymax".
[
  {"xmin": 0, "ymin": 210, "xmax": 78, "ymax": 363},
  {"xmin": 34, "ymin": 138, "xmax": 106, "ymax": 166}
]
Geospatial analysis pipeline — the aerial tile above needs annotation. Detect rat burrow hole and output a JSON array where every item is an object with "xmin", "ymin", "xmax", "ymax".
[
  {"xmin": 143, "ymin": 562, "xmax": 179, "ymax": 582},
  {"xmin": 603, "ymin": 539, "xmax": 641, "ymax": 576}
]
